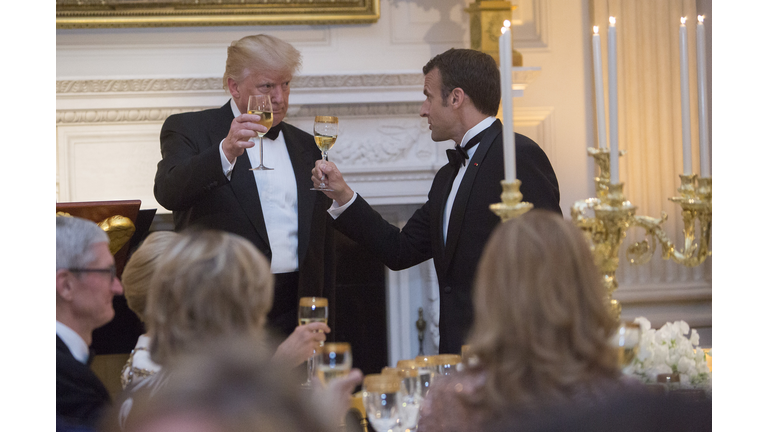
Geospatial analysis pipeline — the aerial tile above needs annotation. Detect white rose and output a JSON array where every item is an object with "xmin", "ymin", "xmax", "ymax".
[
  {"xmin": 690, "ymin": 329, "xmax": 700, "ymax": 346},
  {"xmin": 677, "ymin": 356, "xmax": 695, "ymax": 374}
]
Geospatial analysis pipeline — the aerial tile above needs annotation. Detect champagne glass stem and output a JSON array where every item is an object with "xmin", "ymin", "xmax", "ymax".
[{"xmin": 259, "ymin": 136, "xmax": 265, "ymax": 167}]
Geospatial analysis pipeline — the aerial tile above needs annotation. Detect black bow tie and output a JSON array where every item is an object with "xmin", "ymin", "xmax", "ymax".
[
  {"xmin": 263, "ymin": 122, "xmax": 283, "ymax": 141},
  {"xmin": 446, "ymin": 129, "xmax": 487, "ymax": 170}
]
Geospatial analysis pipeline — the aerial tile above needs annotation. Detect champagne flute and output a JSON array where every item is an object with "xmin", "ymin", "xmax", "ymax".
[
  {"xmin": 431, "ymin": 354, "xmax": 462, "ymax": 376},
  {"xmin": 362, "ymin": 374, "xmax": 403, "ymax": 432},
  {"xmin": 310, "ymin": 115, "xmax": 339, "ymax": 191},
  {"xmin": 612, "ymin": 321, "xmax": 641, "ymax": 371},
  {"xmin": 247, "ymin": 94, "xmax": 274, "ymax": 171},
  {"xmin": 298, "ymin": 296, "xmax": 329, "ymax": 387},
  {"xmin": 382, "ymin": 367, "xmax": 422, "ymax": 431},
  {"xmin": 317, "ymin": 342, "xmax": 352, "ymax": 386}
]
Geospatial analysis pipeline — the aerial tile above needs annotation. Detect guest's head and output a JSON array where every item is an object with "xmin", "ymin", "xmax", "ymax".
[
  {"xmin": 223, "ymin": 34, "xmax": 302, "ymax": 127},
  {"xmin": 121, "ymin": 231, "xmax": 179, "ymax": 323},
  {"xmin": 56, "ymin": 216, "xmax": 123, "ymax": 345},
  {"xmin": 113, "ymin": 336, "xmax": 335, "ymax": 432},
  {"xmin": 145, "ymin": 230, "xmax": 273, "ymax": 366},
  {"xmin": 468, "ymin": 210, "xmax": 619, "ymax": 408},
  {"xmin": 421, "ymin": 48, "xmax": 501, "ymax": 137}
]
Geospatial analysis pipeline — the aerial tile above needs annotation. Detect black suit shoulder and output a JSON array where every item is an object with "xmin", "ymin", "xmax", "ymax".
[{"xmin": 56, "ymin": 336, "xmax": 111, "ymax": 429}]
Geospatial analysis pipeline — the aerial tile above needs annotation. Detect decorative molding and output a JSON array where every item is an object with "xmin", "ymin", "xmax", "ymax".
[
  {"xmin": 56, "ymin": 74, "xmax": 424, "ymax": 95},
  {"xmin": 56, "ymin": 78, "xmax": 224, "ymax": 94},
  {"xmin": 56, "ymin": 107, "xmax": 211, "ymax": 124},
  {"xmin": 292, "ymin": 102, "xmax": 422, "ymax": 118}
]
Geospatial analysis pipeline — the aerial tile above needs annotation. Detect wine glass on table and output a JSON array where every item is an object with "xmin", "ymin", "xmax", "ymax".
[
  {"xmin": 382, "ymin": 366, "xmax": 422, "ymax": 431},
  {"xmin": 310, "ymin": 116, "xmax": 339, "ymax": 191},
  {"xmin": 248, "ymin": 94, "xmax": 274, "ymax": 171},
  {"xmin": 298, "ymin": 296, "xmax": 329, "ymax": 387},
  {"xmin": 316, "ymin": 342, "xmax": 352, "ymax": 386},
  {"xmin": 612, "ymin": 321, "xmax": 641, "ymax": 372},
  {"xmin": 363, "ymin": 374, "xmax": 403, "ymax": 432}
]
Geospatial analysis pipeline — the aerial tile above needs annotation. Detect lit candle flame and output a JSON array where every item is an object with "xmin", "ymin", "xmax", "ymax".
[
  {"xmin": 698, "ymin": 15, "xmax": 705, "ymax": 23},
  {"xmin": 681, "ymin": 17, "xmax": 687, "ymax": 25},
  {"xmin": 503, "ymin": 20, "xmax": 511, "ymax": 28},
  {"xmin": 594, "ymin": 26, "xmax": 599, "ymax": 34},
  {"xmin": 609, "ymin": 16, "xmax": 616, "ymax": 25}
]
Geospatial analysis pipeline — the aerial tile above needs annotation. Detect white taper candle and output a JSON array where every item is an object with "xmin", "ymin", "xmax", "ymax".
[
  {"xmin": 696, "ymin": 15, "xmax": 710, "ymax": 177},
  {"xmin": 593, "ymin": 26, "xmax": 608, "ymax": 149},
  {"xmin": 499, "ymin": 22, "xmax": 516, "ymax": 181},
  {"xmin": 679, "ymin": 17, "xmax": 693, "ymax": 175},
  {"xmin": 608, "ymin": 17, "xmax": 619, "ymax": 184}
]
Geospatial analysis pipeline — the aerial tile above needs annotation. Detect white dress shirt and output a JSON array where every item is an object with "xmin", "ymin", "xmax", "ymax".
[
  {"xmin": 56, "ymin": 320, "xmax": 89, "ymax": 364},
  {"xmin": 441, "ymin": 116, "xmax": 496, "ymax": 243},
  {"xmin": 220, "ymin": 100, "xmax": 299, "ymax": 273}
]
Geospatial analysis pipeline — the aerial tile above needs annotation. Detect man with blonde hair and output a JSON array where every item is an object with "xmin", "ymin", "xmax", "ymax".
[
  {"xmin": 56, "ymin": 216, "xmax": 124, "ymax": 428},
  {"xmin": 154, "ymin": 35, "xmax": 335, "ymax": 340}
]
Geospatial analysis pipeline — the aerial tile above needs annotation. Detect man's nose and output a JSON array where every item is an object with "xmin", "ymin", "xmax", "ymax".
[
  {"xmin": 270, "ymin": 86, "xmax": 285, "ymax": 104},
  {"xmin": 112, "ymin": 278, "xmax": 124, "ymax": 296},
  {"xmin": 419, "ymin": 101, "xmax": 428, "ymax": 117}
]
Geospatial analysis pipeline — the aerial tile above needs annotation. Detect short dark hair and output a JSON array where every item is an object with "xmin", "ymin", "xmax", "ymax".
[{"xmin": 422, "ymin": 48, "xmax": 501, "ymax": 117}]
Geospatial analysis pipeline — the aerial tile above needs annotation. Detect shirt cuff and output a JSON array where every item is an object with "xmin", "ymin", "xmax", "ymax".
[
  {"xmin": 327, "ymin": 192, "xmax": 358, "ymax": 220},
  {"xmin": 220, "ymin": 139, "xmax": 236, "ymax": 179}
]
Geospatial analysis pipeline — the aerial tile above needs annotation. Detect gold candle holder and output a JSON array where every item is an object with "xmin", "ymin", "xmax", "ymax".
[
  {"xmin": 571, "ymin": 149, "xmax": 712, "ymax": 321},
  {"xmin": 490, "ymin": 179, "xmax": 533, "ymax": 222}
]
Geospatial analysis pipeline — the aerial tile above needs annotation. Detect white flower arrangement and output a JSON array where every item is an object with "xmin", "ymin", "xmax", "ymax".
[{"xmin": 624, "ymin": 317, "xmax": 711, "ymax": 393}]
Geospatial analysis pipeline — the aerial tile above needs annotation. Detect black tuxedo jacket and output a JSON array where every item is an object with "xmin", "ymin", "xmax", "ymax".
[
  {"xmin": 154, "ymin": 102, "xmax": 336, "ymax": 332},
  {"xmin": 333, "ymin": 120, "xmax": 560, "ymax": 354},
  {"xmin": 56, "ymin": 335, "xmax": 111, "ymax": 428}
]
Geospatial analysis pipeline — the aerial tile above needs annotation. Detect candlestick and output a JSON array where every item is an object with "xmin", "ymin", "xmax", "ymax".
[
  {"xmin": 499, "ymin": 21, "xmax": 516, "ymax": 181},
  {"xmin": 679, "ymin": 17, "xmax": 693, "ymax": 175},
  {"xmin": 696, "ymin": 15, "xmax": 710, "ymax": 177},
  {"xmin": 607, "ymin": 17, "xmax": 619, "ymax": 184},
  {"xmin": 592, "ymin": 26, "xmax": 608, "ymax": 149}
]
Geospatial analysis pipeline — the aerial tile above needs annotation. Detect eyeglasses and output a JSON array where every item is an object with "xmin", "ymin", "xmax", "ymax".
[{"xmin": 69, "ymin": 266, "xmax": 117, "ymax": 281}]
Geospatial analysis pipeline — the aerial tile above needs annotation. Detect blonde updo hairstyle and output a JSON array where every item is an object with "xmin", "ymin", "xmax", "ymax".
[
  {"xmin": 121, "ymin": 231, "xmax": 179, "ymax": 322},
  {"xmin": 467, "ymin": 210, "xmax": 619, "ymax": 410},
  {"xmin": 222, "ymin": 34, "xmax": 303, "ymax": 90},
  {"xmin": 146, "ymin": 230, "xmax": 274, "ymax": 366}
]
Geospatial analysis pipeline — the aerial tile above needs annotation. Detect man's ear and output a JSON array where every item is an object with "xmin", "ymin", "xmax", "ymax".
[
  {"xmin": 227, "ymin": 77, "xmax": 240, "ymax": 98},
  {"xmin": 450, "ymin": 88, "xmax": 466, "ymax": 108},
  {"xmin": 56, "ymin": 269, "xmax": 74, "ymax": 302}
]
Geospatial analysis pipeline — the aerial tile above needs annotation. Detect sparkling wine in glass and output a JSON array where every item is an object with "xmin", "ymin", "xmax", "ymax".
[
  {"xmin": 362, "ymin": 374, "xmax": 403, "ymax": 432},
  {"xmin": 247, "ymin": 94, "xmax": 274, "ymax": 171},
  {"xmin": 298, "ymin": 297, "xmax": 329, "ymax": 387},
  {"xmin": 317, "ymin": 342, "xmax": 352, "ymax": 386},
  {"xmin": 310, "ymin": 116, "xmax": 338, "ymax": 191},
  {"xmin": 612, "ymin": 321, "xmax": 641, "ymax": 371}
]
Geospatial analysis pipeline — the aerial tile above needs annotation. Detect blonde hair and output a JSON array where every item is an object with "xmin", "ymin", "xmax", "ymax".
[
  {"xmin": 222, "ymin": 34, "xmax": 302, "ymax": 90},
  {"xmin": 110, "ymin": 336, "xmax": 334, "ymax": 432},
  {"xmin": 467, "ymin": 210, "xmax": 619, "ymax": 410},
  {"xmin": 146, "ymin": 230, "xmax": 274, "ymax": 365},
  {"xmin": 121, "ymin": 231, "xmax": 179, "ymax": 322}
]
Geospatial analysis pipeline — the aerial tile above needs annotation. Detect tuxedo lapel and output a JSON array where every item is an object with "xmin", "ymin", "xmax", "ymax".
[
  {"xmin": 443, "ymin": 120, "xmax": 502, "ymax": 269},
  {"xmin": 282, "ymin": 123, "xmax": 317, "ymax": 264},
  {"xmin": 221, "ymin": 103, "xmax": 270, "ymax": 250}
]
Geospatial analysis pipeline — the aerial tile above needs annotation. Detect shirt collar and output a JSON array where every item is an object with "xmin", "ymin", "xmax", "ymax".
[
  {"xmin": 56, "ymin": 321, "xmax": 90, "ymax": 364},
  {"xmin": 459, "ymin": 116, "xmax": 496, "ymax": 148},
  {"xmin": 230, "ymin": 98, "xmax": 242, "ymax": 117}
]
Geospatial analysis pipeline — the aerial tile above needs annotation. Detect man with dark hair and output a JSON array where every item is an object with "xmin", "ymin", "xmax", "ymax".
[{"xmin": 312, "ymin": 48, "xmax": 561, "ymax": 354}]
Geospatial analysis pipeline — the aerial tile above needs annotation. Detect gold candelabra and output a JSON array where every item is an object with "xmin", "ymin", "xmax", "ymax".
[
  {"xmin": 490, "ymin": 179, "xmax": 533, "ymax": 222},
  {"xmin": 571, "ymin": 148, "xmax": 712, "ymax": 318}
]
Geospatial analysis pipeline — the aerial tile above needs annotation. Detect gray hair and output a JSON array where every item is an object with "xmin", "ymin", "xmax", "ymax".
[
  {"xmin": 56, "ymin": 216, "xmax": 109, "ymax": 271},
  {"xmin": 222, "ymin": 34, "xmax": 302, "ymax": 90}
]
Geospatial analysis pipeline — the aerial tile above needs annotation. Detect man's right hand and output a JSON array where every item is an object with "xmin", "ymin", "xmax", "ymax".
[
  {"xmin": 312, "ymin": 160, "xmax": 355, "ymax": 205},
  {"xmin": 222, "ymin": 113, "xmax": 268, "ymax": 163}
]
